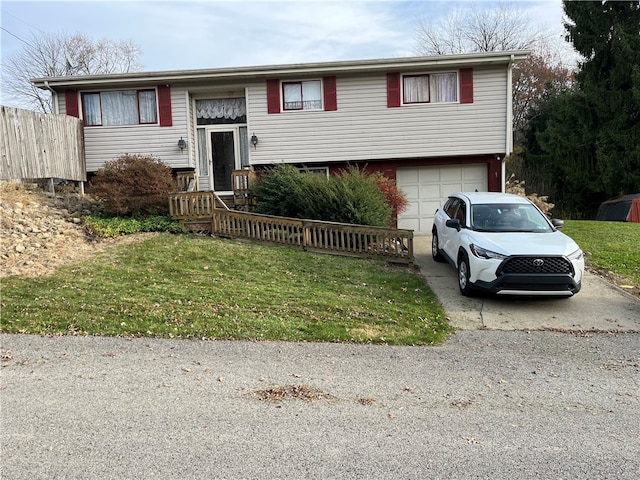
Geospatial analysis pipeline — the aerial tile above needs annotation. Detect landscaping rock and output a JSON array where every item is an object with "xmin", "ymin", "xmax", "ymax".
[{"xmin": 0, "ymin": 182, "xmax": 144, "ymax": 278}]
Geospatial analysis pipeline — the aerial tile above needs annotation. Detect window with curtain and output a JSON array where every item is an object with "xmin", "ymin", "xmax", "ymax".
[
  {"xmin": 402, "ymin": 72, "xmax": 457, "ymax": 104},
  {"xmin": 430, "ymin": 73, "xmax": 458, "ymax": 102},
  {"xmin": 403, "ymin": 75, "xmax": 429, "ymax": 104},
  {"xmin": 283, "ymin": 80, "xmax": 322, "ymax": 110},
  {"xmin": 196, "ymin": 98, "xmax": 246, "ymax": 125},
  {"xmin": 81, "ymin": 89, "xmax": 158, "ymax": 126}
]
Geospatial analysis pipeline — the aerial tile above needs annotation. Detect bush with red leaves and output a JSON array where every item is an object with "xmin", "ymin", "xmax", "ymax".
[{"xmin": 89, "ymin": 154, "xmax": 176, "ymax": 216}]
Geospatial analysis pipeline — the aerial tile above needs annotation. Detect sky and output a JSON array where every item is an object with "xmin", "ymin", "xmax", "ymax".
[{"xmin": 0, "ymin": 0, "xmax": 571, "ymax": 107}]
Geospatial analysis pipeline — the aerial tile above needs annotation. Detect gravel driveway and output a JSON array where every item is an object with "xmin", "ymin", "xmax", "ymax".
[{"xmin": 2, "ymin": 237, "xmax": 639, "ymax": 479}]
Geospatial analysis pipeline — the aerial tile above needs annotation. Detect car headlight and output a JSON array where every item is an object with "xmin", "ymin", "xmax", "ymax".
[
  {"xmin": 567, "ymin": 248, "xmax": 584, "ymax": 261},
  {"xmin": 470, "ymin": 244, "xmax": 508, "ymax": 260}
]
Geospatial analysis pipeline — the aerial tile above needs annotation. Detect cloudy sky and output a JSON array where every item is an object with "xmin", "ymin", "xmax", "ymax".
[{"xmin": 1, "ymin": 0, "xmax": 570, "ymax": 106}]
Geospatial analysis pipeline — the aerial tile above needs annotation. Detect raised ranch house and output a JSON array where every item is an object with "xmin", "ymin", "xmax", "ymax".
[{"xmin": 33, "ymin": 51, "xmax": 527, "ymax": 234}]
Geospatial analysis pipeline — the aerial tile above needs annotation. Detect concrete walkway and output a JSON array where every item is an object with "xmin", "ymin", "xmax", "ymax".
[{"xmin": 412, "ymin": 235, "xmax": 640, "ymax": 332}]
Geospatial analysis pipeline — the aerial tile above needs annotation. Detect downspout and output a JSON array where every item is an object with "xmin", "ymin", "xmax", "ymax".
[
  {"xmin": 44, "ymin": 81, "xmax": 59, "ymax": 114},
  {"xmin": 503, "ymin": 54, "xmax": 515, "ymax": 193}
]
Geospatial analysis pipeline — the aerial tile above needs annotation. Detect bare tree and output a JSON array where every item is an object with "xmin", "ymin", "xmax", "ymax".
[
  {"xmin": 2, "ymin": 32, "xmax": 142, "ymax": 113},
  {"xmin": 414, "ymin": 3, "xmax": 574, "ymax": 138},
  {"xmin": 413, "ymin": 2, "xmax": 545, "ymax": 55}
]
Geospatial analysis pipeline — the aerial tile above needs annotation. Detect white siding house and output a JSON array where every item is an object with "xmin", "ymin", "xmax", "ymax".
[{"xmin": 33, "ymin": 51, "xmax": 527, "ymax": 233}]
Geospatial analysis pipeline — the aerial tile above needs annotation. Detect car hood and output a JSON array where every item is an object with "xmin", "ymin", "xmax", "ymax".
[{"xmin": 469, "ymin": 231, "xmax": 581, "ymax": 256}]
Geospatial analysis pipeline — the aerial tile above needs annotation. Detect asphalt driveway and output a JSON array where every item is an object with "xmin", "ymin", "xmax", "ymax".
[{"xmin": 413, "ymin": 235, "xmax": 640, "ymax": 332}]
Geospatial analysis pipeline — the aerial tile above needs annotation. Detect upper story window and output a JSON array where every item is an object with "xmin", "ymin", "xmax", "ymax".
[
  {"xmin": 282, "ymin": 80, "xmax": 322, "ymax": 111},
  {"xmin": 82, "ymin": 89, "xmax": 158, "ymax": 126},
  {"xmin": 403, "ymin": 72, "xmax": 458, "ymax": 104}
]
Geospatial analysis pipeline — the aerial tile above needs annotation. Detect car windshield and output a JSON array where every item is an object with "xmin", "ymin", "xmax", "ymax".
[{"xmin": 470, "ymin": 203, "xmax": 553, "ymax": 233}]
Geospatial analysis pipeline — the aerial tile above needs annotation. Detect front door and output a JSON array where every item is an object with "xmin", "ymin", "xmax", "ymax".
[
  {"xmin": 211, "ymin": 130, "xmax": 235, "ymax": 191},
  {"xmin": 197, "ymin": 127, "xmax": 239, "ymax": 192}
]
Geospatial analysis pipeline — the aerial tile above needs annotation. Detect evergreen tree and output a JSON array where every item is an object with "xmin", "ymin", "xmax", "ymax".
[{"xmin": 522, "ymin": 1, "xmax": 640, "ymax": 218}]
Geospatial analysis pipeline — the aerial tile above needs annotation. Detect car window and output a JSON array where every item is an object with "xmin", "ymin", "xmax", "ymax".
[
  {"xmin": 472, "ymin": 203, "xmax": 552, "ymax": 232},
  {"xmin": 444, "ymin": 198, "xmax": 459, "ymax": 218},
  {"xmin": 455, "ymin": 202, "xmax": 466, "ymax": 227}
]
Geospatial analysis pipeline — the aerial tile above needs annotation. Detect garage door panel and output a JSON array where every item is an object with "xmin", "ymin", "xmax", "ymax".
[
  {"xmin": 402, "ymin": 185, "xmax": 420, "ymax": 199},
  {"xmin": 421, "ymin": 185, "xmax": 441, "ymax": 198},
  {"xmin": 396, "ymin": 169, "xmax": 418, "ymax": 183},
  {"xmin": 440, "ymin": 168, "xmax": 464, "ymax": 182},
  {"xmin": 403, "ymin": 201, "xmax": 420, "ymax": 216},
  {"xmin": 397, "ymin": 164, "xmax": 489, "ymax": 234}
]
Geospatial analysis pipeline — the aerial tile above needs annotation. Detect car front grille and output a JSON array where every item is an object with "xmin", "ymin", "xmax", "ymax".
[{"xmin": 498, "ymin": 256, "xmax": 573, "ymax": 275}]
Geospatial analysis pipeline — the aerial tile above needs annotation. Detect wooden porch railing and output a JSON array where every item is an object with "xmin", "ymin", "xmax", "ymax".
[
  {"xmin": 169, "ymin": 191, "xmax": 215, "ymax": 219},
  {"xmin": 168, "ymin": 192, "xmax": 413, "ymax": 265}
]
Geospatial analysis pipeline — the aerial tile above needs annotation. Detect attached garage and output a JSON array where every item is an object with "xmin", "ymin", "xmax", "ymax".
[{"xmin": 397, "ymin": 164, "xmax": 488, "ymax": 234}]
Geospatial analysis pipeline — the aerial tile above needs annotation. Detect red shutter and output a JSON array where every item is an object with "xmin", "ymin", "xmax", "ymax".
[
  {"xmin": 323, "ymin": 76, "xmax": 337, "ymax": 111},
  {"xmin": 386, "ymin": 73, "xmax": 401, "ymax": 108},
  {"xmin": 157, "ymin": 85, "xmax": 172, "ymax": 126},
  {"xmin": 266, "ymin": 79, "xmax": 281, "ymax": 114},
  {"xmin": 65, "ymin": 89, "xmax": 79, "ymax": 117},
  {"xmin": 459, "ymin": 68, "xmax": 474, "ymax": 104}
]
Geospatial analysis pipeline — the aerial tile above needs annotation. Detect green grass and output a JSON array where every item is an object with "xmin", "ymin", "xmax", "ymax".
[
  {"xmin": 0, "ymin": 234, "xmax": 451, "ymax": 345},
  {"xmin": 563, "ymin": 220, "xmax": 640, "ymax": 286}
]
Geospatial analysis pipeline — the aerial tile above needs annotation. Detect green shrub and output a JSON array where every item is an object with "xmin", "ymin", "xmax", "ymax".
[
  {"xmin": 254, "ymin": 165, "xmax": 392, "ymax": 227},
  {"xmin": 85, "ymin": 215, "xmax": 187, "ymax": 238},
  {"xmin": 89, "ymin": 154, "xmax": 177, "ymax": 216},
  {"xmin": 253, "ymin": 164, "xmax": 305, "ymax": 217}
]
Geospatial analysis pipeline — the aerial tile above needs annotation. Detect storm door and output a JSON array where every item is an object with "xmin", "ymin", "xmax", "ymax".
[
  {"xmin": 195, "ymin": 97, "xmax": 248, "ymax": 192},
  {"xmin": 211, "ymin": 130, "xmax": 235, "ymax": 192}
]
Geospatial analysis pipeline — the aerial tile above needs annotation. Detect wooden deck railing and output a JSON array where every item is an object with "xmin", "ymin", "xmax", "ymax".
[{"xmin": 169, "ymin": 192, "xmax": 413, "ymax": 265}]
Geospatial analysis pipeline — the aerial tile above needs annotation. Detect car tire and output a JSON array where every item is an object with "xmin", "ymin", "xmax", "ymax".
[
  {"xmin": 431, "ymin": 230, "xmax": 446, "ymax": 262},
  {"xmin": 457, "ymin": 253, "xmax": 473, "ymax": 296}
]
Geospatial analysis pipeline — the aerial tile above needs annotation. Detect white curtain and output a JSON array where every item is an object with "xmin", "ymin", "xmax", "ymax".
[
  {"xmin": 283, "ymin": 83, "xmax": 302, "ymax": 109},
  {"xmin": 138, "ymin": 91, "xmax": 158, "ymax": 123},
  {"xmin": 82, "ymin": 93, "xmax": 101, "ymax": 125},
  {"xmin": 430, "ymin": 73, "xmax": 457, "ymax": 102},
  {"xmin": 101, "ymin": 91, "xmax": 139, "ymax": 126},
  {"xmin": 403, "ymin": 76, "xmax": 429, "ymax": 103},
  {"xmin": 196, "ymin": 98, "xmax": 246, "ymax": 121},
  {"xmin": 301, "ymin": 80, "xmax": 321, "ymax": 109}
]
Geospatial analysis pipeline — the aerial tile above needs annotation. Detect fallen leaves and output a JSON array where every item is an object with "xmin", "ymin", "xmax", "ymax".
[{"xmin": 247, "ymin": 384, "xmax": 336, "ymax": 403}]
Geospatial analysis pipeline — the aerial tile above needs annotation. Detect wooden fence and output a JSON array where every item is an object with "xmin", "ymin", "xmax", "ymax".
[
  {"xmin": 169, "ymin": 192, "xmax": 414, "ymax": 265},
  {"xmin": 0, "ymin": 106, "xmax": 85, "ymax": 182}
]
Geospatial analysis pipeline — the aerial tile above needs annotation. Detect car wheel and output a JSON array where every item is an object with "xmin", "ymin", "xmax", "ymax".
[
  {"xmin": 431, "ymin": 230, "xmax": 446, "ymax": 262},
  {"xmin": 457, "ymin": 253, "xmax": 473, "ymax": 296}
]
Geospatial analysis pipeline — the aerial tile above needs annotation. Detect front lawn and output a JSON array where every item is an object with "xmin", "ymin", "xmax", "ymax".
[
  {"xmin": 563, "ymin": 220, "xmax": 640, "ymax": 288},
  {"xmin": 0, "ymin": 234, "xmax": 451, "ymax": 345}
]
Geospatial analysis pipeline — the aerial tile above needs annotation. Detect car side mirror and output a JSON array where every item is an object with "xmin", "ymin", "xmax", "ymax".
[
  {"xmin": 551, "ymin": 218, "xmax": 564, "ymax": 229},
  {"xmin": 446, "ymin": 219, "xmax": 462, "ymax": 231}
]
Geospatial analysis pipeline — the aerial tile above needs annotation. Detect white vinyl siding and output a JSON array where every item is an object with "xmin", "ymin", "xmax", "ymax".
[
  {"xmin": 247, "ymin": 66, "xmax": 507, "ymax": 166},
  {"xmin": 71, "ymin": 89, "xmax": 191, "ymax": 172}
]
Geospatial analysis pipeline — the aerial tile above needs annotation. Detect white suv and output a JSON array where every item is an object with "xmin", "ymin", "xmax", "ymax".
[{"xmin": 432, "ymin": 192, "xmax": 584, "ymax": 297}]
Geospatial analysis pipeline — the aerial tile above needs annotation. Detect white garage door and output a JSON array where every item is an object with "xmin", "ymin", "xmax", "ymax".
[{"xmin": 397, "ymin": 164, "xmax": 488, "ymax": 234}]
